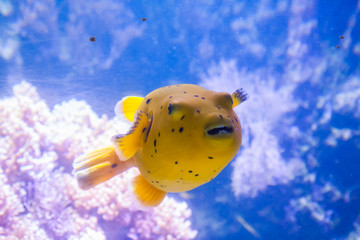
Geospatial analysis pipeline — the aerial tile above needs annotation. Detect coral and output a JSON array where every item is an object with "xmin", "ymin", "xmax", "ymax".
[
  {"xmin": 0, "ymin": 81, "xmax": 197, "ymax": 240},
  {"xmin": 200, "ymin": 60, "xmax": 306, "ymax": 198}
]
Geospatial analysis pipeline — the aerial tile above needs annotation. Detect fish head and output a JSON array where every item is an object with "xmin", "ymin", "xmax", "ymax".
[{"xmin": 165, "ymin": 91, "xmax": 242, "ymax": 153}]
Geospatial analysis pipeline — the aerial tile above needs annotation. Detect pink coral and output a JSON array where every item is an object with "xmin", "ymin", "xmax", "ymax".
[{"xmin": 0, "ymin": 81, "xmax": 197, "ymax": 240}]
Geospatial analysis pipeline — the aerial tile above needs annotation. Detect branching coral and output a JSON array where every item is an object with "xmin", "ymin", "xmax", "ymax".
[
  {"xmin": 0, "ymin": 81, "xmax": 197, "ymax": 240},
  {"xmin": 200, "ymin": 60, "xmax": 306, "ymax": 198}
]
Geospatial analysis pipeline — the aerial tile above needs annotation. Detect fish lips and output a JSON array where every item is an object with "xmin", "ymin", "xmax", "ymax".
[{"xmin": 205, "ymin": 121, "xmax": 234, "ymax": 138}]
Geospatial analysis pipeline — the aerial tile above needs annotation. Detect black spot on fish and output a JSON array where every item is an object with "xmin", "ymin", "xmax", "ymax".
[
  {"xmin": 179, "ymin": 127, "xmax": 184, "ymax": 133},
  {"xmin": 175, "ymin": 161, "xmax": 178, "ymax": 164},
  {"xmin": 219, "ymin": 114, "xmax": 223, "ymax": 119},
  {"xmin": 152, "ymin": 181, "xmax": 154, "ymax": 183},
  {"xmin": 155, "ymin": 149, "xmax": 157, "ymax": 153},
  {"xmin": 235, "ymin": 117, "xmax": 238, "ymax": 123},
  {"xmin": 208, "ymin": 156, "xmax": 213, "ymax": 159},
  {"xmin": 184, "ymin": 91, "xmax": 187, "ymax": 93},
  {"xmin": 111, "ymin": 163, "xmax": 117, "ymax": 168},
  {"xmin": 217, "ymin": 105, "xmax": 221, "ymax": 109},
  {"xmin": 147, "ymin": 170, "xmax": 151, "ymax": 173},
  {"xmin": 194, "ymin": 95, "xmax": 199, "ymax": 97},
  {"xmin": 160, "ymin": 105, "xmax": 162, "ymax": 109},
  {"xmin": 189, "ymin": 170, "xmax": 193, "ymax": 173},
  {"xmin": 172, "ymin": 128, "xmax": 175, "ymax": 132},
  {"xmin": 156, "ymin": 181, "xmax": 159, "ymax": 183},
  {"xmin": 180, "ymin": 115, "xmax": 185, "ymax": 120},
  {"xmin": 142, "ymin": 128, "xmax": 147, "ymax": 133},
  {"xmin": 168, "ymin": 103, "xmax": 173, "ymax": 114},
  {"xmin": 196, "ymin": 108, "xmax": 200, "ymax": 113},
  {"xmin": 151, "ymin": 154, "xmax": 153, "ymax": 158},
  {"xmin": 158, "ymin": 132, "xmax": 160, "ymax": 137},
  {"xmin": 232, "ymin": 119, "xmax": 234, "ymax": 123},
  {"xmin": 201, "ymin": 97, "xmax": 205, "ymax": 100},
  {"xmin": 195, "ymin": 174, "xmax": 199, "ymax": 177},
  {"xmin": 180, "ymin": 178, "xmax": 183, "ymax": 180},
  {"xmin": 227, "ymin": 115, "xmax": 230, "ymax": 118},
  {"xmin": 146, "ymin": 98, "xmax": 151, "ymax": 104},
  {"xmin": 154, "ymin": 139, "xmax": 157, "ymax": 147},
  {"xmin": 169, "ymin": 96, "xmax": 173, "ymax": 98}
]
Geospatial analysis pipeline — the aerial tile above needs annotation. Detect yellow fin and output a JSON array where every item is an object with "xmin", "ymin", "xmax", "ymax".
[
  {"xmin": 133, "ymin": 174, "xmax": 167, "ymax": 207},
  {"xmin": 232, "ymin": 88, "xmax": 248, "ymax": 108},
  {"xmin": 112, "ymin": 111, "xmax": 149, "ymax": 160},
  {"xmin": 114, "ymin": 96, "xmax": 144, "ymax": 122},
  {"xmin": 73, "ymin": 146, "xmax": 135, "ymax": 189}
]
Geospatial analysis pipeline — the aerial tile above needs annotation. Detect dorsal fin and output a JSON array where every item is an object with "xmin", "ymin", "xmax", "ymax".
[
  {"xmin": 232, "ymin": 88, "xmax": 248, "ymax": 108},
  {"xmin": 114, "ymin": 96, "xmax": 144, "ymax": 122}
]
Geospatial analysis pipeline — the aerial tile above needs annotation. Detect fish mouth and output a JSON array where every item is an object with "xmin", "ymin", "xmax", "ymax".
[{"xmin": 206, "ymin": 123, "xmax": 234, "ymax": 137}]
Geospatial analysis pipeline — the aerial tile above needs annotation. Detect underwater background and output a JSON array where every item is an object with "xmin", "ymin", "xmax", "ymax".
[{"xmin": 1, "ymin": 0, "xmax": 360, "ymax": 239}]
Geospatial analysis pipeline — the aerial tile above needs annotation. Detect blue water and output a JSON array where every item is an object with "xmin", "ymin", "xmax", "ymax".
[{"xmin": 1, "ymin": 0, "xmax": 360, "ymax": 239}]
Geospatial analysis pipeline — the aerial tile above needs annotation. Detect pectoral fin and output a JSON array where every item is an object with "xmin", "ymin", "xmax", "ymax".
[
  {"xmin": 232, "ymin": 88, "xmax": 248, "ymax": 108},
  {"xmin": 114, "ymin": 96, "xmax": 144, "ymax": 122},
  {"xmin": 133, "ymin": 174, "xmax": 167, "ymax": 207},
  {"xmin": 112, "ymin": 111, "xmax": 149, "ymax": 160}
]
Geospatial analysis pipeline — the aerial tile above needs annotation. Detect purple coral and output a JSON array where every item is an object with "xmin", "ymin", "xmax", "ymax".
[{"xmin": 0, "ymin": 81, "xmax": 197, "ymax": 239}]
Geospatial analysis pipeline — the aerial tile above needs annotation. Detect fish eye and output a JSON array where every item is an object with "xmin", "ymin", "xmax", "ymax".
[
  {"xmin": 225, "ymin": 94, "xmax": 233, "ymax": 105},
  {"xmin": 215, "ymin": 93, "xmax": 233, "ymax": 108},
  {"xmin": 168, "ymin": 103, "xmax": 185, "ymax": 120}
]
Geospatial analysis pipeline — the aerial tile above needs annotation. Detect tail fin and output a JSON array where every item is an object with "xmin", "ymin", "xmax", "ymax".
[{"xmin": 73, "ymin": 146, "xmax": 135, "ymax": 190}]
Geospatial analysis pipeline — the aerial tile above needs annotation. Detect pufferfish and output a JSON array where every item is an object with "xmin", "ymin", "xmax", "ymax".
[{"xmin": 73, "ymin": 84, "xmax": 247, "ymax": 207}]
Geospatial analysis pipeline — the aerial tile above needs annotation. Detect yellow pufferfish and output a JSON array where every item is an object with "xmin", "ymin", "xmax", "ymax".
[{"xmin": 73, "ymin": 84, "xmax": 247, "ymax": 207}]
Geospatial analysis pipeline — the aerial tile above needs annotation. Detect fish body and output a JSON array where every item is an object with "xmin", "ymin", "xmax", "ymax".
[
  {"xmin": 73, "ymin": 84, "xmax": 247, "ymax": 206},
  {"xmin": 134, "ymin": 84, "xmax": 242, "ymax": 192}
]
